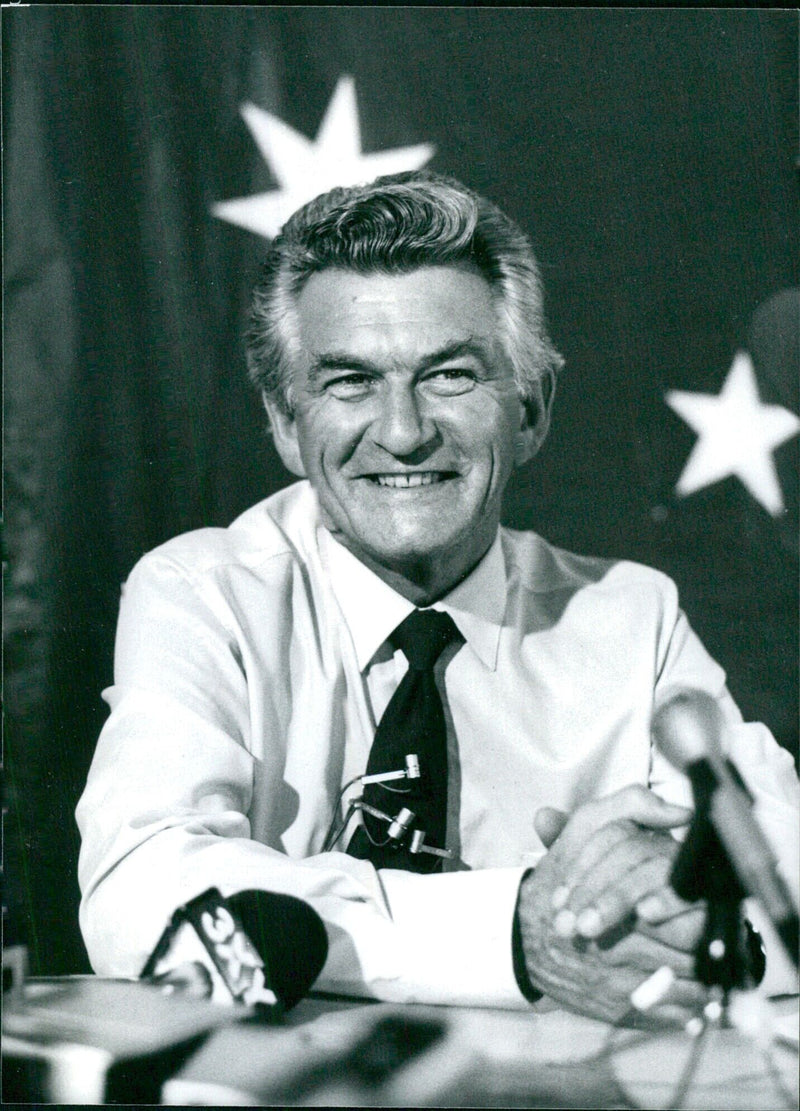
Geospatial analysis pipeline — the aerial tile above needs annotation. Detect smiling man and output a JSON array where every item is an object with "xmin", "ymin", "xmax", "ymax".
[
  {"xmin": 77, "ymin": 172, "xmax": 798, "ymax": 1023},
  {"xmin": 266, "ymin": 265, "xmax": 533, "ymax": 603}
]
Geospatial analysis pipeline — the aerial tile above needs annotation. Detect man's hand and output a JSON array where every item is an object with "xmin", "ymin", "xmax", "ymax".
[{"xmin": 516, "ymin": 786, "xmax": 708, "ymax": 1026}]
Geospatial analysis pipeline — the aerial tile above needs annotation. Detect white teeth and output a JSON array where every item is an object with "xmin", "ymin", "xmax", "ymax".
[{"xmin": 375, "ymin": 473, "xmax": 441, "ymax": 488}]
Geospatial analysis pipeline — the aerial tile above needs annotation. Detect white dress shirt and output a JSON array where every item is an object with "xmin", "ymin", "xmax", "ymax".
[{"xmin": 76, "ymin": 480, "xmax": 799, "ymax": 1005}]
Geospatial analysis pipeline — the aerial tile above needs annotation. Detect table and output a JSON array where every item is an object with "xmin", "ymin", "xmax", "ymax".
[
  {"xmin": 3, "ymin": 975, "xmax": 797, "ymax": 1107},
  {"xmin": 166, "ymin": 993, "xmax": 799, "ymax": 1108}
]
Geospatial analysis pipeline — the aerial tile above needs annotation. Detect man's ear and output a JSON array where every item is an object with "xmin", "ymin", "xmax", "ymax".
[
  {"xmin": 514, "ymin": 404, "xmax": 538, "ymax": 466},
  {"xmin": 515, "ymin": 376, "xmax": 555, "ymax": 465},
  {"xmin": 262, "ymin": 394, "xmax": 307, "ymax": 477}
]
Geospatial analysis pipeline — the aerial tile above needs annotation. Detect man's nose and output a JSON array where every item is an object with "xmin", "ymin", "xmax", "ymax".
[{"xmin": 371, "ymin": 384, "xmax": 436, "ymax": 457}]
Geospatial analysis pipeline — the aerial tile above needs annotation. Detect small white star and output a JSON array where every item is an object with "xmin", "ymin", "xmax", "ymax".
[
  {"xmin": 212, "ymin": 75, "xmax": 435, "ymax": 239},
  {"xmin": 666, "ymin": 351, "xmax": 800, "ymax": 515}
]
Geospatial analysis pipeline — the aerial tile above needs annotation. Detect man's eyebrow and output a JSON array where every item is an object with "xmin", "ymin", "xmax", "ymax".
[
  {"xmin": 307, "ymin": 353, "xmax": 382, "ymax": 378},
  {"xmin": 307, "ymin": 339, "xmax": 495, "ymax": 380},
  {"xmin": 417, "ymin": 339, "xmax": 494, "ymax": 371}
]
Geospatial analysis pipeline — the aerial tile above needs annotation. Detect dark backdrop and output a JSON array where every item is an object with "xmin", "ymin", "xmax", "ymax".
[{"xmin": 5, "ymin": 7, "xmax": 798, "ymax": 974}]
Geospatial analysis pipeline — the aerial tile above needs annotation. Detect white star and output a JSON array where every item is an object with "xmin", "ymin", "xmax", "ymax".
[
  {"xmin": 212, "ymin": 75, "xmax": 435, "ymax": 239},
  {"xmin": 666, "ymin": 350, "xmax": 800, "ymax": 515}
]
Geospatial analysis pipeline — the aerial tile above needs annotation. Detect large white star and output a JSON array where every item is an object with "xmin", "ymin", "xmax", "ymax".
[
  {"xmin": 666, "ymin": 351, "xmax": 800, "ymax": 515},
  {"xmin": 212, "ymin": 75, "xmax": 435, "ymax": 239}
]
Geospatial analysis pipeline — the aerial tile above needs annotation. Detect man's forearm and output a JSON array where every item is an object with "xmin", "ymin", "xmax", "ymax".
[{"xmin": 79, "ymin": 794, "xmax": 532, "ymax": 1008}]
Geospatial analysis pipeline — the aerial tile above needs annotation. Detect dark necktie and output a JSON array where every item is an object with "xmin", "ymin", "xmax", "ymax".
[{"xmin": 347, "ymin": 609, "xmax": 460, "ymax": 873}]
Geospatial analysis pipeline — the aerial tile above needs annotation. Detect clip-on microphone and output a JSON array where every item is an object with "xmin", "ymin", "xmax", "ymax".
[{"xmin": 323, "ymin": 753, "xmax": 453, "ymax": 860}]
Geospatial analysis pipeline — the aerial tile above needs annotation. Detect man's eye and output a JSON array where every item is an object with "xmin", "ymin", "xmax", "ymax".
[
  {"xmin": 424, "ymin": 369, "xmax": 477, "ymax": 396},
  {"xmin": 325, "ymin": 374, "xmax": 374, "ymax": 400}
]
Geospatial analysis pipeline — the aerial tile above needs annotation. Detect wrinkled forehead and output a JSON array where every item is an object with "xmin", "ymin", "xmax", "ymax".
[{"xmin": 291, "ymin": 265, "xmax": 506, "ymax": 362}]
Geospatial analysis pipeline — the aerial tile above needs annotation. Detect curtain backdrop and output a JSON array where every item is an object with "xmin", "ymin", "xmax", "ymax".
[{"xmin": 5, "ymin": 7, "xmax": 798, "ymax": 974}]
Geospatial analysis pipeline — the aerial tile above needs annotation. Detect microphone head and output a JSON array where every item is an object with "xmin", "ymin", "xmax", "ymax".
[
  {"xmin": 228, "ymin": 890, "xmax": 328, "ymax": 1011},
  {"xmin": 652, "ymin": 689, "xmax": 725, "ymax": 771}
]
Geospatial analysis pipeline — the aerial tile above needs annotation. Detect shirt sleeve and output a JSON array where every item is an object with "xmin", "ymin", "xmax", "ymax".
[
  {"xmin": 648, "ymin": 579, "xmax": 800, "ymax": 995},
  {"xmin": 76, "ymin": 549, "xmax": 531, "ymax": 1008}
]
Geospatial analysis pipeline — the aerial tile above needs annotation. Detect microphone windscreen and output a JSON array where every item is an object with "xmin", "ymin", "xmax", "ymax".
[
  {"xmin": 227, "ymin": 890, "xmax": 328, "ymax": 1010},
  {"xmin": 651, "ymin": 689, "xmax": 725, "ymax": 771}
]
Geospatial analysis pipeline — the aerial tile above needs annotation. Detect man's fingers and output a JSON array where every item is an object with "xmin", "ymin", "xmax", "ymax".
[
  {"xmin": 570, "ymin": 852, "xmax": 683, "ymax": 939},
  {"xmin": 598, "ymin": 929, "xmax": 697, "ymax": 979},
  {"xmin": 534, "ymin": 806, "xmax": 569, "ymax": 848},
  {"xmin": 586, "ymin": 786, "xmax": 693, "ymax": 831},
  {"xmin": 626, "ymin": 970, "xmax": 710, "ymax": 1029},
  {"xmin": 516, "ymin": 867, "xmax": 709, "ymax": 1028},
  {"xmin": 565, "ymin": 834, "xmax": 672, "ymax": 917},
  {"xmin": 543, "ymin": 787, "xmax": 692, "ymax": 926},
  {"xmin": 568, "ymin": 786, "xmax": 692, "ymax": 840},
  {"xmin": 636, "ymin": 907, "xmax": 706, "ymax": 954},
  {"xmin": 551, "ymin": 824, "xmax": 677, "ymax": 931},
  {"xmin": 636, "ymin": 885, "xmax": 694, "ymax": 924}
]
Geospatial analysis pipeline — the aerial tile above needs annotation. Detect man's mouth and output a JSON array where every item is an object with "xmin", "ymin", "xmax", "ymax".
[{"xmin": 368, "ymin": 472, "xmax": 454, "ymax": 488}]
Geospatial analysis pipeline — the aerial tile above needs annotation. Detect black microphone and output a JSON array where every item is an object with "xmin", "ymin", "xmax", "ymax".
[
  {"xmin": 227, "ymin": 889, "xmax": 328, "ymax": 1010},
  {"xmin": 140, "ymin": 888, "xmax": 328, "ymax": 1016},
  {"xmin": 652, "ymin": 690, "xmax": 799, "ymax": 967}
]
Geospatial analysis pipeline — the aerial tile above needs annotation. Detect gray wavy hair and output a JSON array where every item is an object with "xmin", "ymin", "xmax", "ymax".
[{"xmin": 246, "ymin": 171, "xmax": 564, "ymax": 435}]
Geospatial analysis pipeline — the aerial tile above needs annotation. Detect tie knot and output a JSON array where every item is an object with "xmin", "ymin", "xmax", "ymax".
[{"xmin": 391, "ymin": 609, "xmax": 459, "ymax": 671}]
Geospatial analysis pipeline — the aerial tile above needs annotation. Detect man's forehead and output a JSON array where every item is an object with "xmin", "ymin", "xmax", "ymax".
[{"xmin": 295, "ymin": 266, "xmax": 498, "ymax": 328}]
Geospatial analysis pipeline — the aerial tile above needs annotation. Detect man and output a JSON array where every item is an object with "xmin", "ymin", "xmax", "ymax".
[{"xmin": 77, "ymin": 172, "xmax": 798, "ymax": 1023}]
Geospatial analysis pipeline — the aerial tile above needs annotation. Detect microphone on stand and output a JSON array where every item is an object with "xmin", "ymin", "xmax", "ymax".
[
  {"xmin": 652, "ymin": 691, "xmax": 798, "ymax": 970},
  {"xmin": 140, "ymin": 888, "xmax": 329, "ymax": 1018}
]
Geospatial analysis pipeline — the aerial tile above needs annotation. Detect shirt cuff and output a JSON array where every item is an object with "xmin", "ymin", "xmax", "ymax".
[
  {"xmin": 512, "ymin": 869, "xmax": 544, "ymax": 1002},
  {"xmin": 376, "ymin": 866, "xmax": 534, "ymax": 1008}
]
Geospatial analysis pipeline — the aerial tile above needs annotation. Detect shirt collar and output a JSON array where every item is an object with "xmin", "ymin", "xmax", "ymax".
[{"xmin": 319, "ymin": 527, "xmax": 506, "ymax": 673}]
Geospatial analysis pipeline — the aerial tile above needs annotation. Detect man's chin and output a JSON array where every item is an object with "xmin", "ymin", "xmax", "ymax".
[
  {"xmin": 337, "ymin": 524, "xmax": 489, "ymax": 586},
  {"xmin": 319, "ymin": 487, "xmax": 498, "ymax": 584},
  {"xmin": 348, "ymin": 538, "xmax": 454, "ymax": 573}
]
